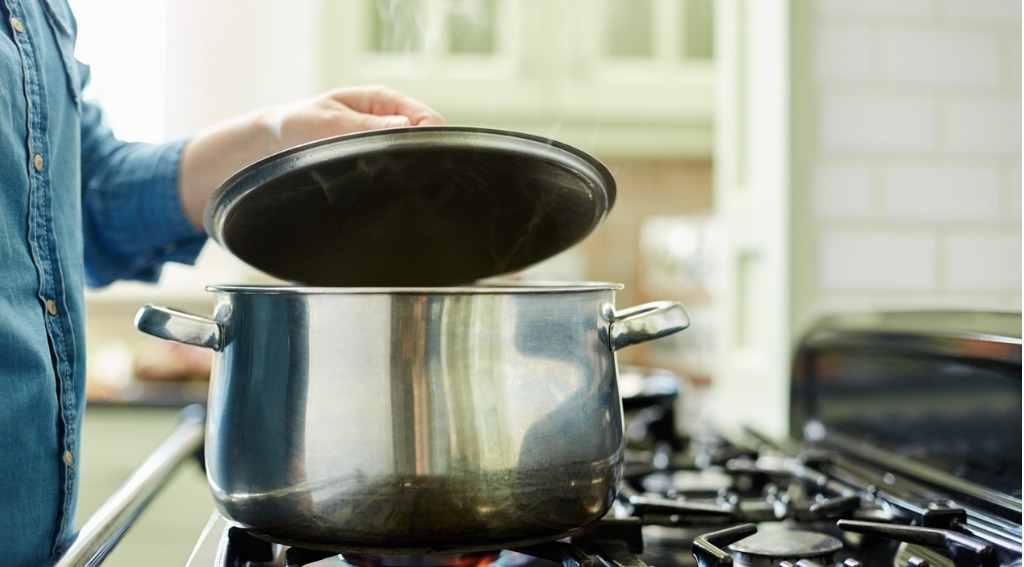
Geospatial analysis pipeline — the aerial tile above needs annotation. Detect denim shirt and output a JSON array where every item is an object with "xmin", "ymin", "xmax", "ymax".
[{"xmin": 1, "ymin": 1, "xmax": 205, "ymax": 564}]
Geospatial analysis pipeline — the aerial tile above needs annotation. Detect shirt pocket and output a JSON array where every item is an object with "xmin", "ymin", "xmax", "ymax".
[{"xmin": 40, "ymin": 0, "xmax": 82, "ymax": 109}]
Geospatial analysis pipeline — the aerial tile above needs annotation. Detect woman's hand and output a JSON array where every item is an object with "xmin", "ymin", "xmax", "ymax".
[
  {"xmin": 178, "ymin": 85, "xmax": 446, "ymax": 230},
  {"xmin": 261, "ymin": 85, "xmax": 446, "ymax": 148}
]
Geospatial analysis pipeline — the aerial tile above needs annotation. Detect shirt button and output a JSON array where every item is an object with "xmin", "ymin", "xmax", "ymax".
[
  {"xmin": 63, "ymin": 450, "xmax": 74, "ymax": 467},
  {"xmin": 10, "ymin": 17, "xmax": 24, "ymax": 33},
  {"xmin": 45, "ymin": 299, "xmax": 58, "ymax": 316},
  {"xmin": 33, "ymin": 154, "xmax": 44, "ymax": 171}
]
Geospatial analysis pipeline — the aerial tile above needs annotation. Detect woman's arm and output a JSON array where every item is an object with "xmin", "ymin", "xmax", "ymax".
[{"xmin": 177, "ymin": 85, "xmax": 446, "ymax": 230}]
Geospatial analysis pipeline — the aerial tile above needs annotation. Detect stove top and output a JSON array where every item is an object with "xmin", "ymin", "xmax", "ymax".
[
  {"xmin": 177, "ymin": 310, "xmax": 1021, "ymax": 567},
  {"xmin": 183, "ymin": 420, "xmax": 1022, "ymax": 567}
]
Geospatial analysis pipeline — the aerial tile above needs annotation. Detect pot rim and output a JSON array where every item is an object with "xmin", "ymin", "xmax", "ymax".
[{"xmin": 204, "ymin": 280, "xmax": 625, "ymax": 295}]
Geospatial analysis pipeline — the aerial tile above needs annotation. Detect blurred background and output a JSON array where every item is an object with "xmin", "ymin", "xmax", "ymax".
[{"xmin": 70, "ymin": 1, "xmax": 1020, "ymax": 565}]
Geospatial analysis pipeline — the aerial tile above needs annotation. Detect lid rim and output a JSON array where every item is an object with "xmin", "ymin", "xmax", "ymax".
[{"xmin": 202, "ymin": 126, "xmax": 616, "ymax": 287}]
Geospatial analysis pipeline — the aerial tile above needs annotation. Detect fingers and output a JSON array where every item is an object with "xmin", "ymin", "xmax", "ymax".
[
  {"xmin": 330, "ymin": 85, "xmax": 446, "ymax": 126},
  {"xmin": 358, "ymin": 113, "xmax": 412, "ymax": 130},
  {"xmin": 257, "ymin": 85, "xmax": 446, "ymax": 154}
]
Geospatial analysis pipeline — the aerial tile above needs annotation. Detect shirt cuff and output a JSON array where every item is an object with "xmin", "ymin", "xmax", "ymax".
[{"xmin": 83, "ymin": 138, "xmax": 208, "ymax": 288}]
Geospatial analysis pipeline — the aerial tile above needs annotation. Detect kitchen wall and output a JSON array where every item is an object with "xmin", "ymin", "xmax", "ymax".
[
  {"xmin": 709, "ymin": 0, "xmax": 1021, "ymax": 438},
  {"xmin": 792, "ymin": 0, "xmax": 1021, "ymax": 326}
]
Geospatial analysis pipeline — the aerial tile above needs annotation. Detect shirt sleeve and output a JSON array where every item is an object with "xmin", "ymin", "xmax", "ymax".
[{"xmin": 79, "ymin": 65, "xmax": 207, "ymax": 288}]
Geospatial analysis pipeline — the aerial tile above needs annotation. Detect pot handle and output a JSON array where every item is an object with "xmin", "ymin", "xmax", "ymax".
[
  {"xmin": 135, "ymin": 304, "xmax": 223, "ymax": 351},
  {"xmin": 609, "ymin": 301, "xmax": 690, "ymax": 351}
]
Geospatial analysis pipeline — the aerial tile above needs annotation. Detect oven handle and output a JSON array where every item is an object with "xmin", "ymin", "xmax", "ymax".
[{"xmin": 54, "ymin": 404, "xmax": 206, "ymax": 567}]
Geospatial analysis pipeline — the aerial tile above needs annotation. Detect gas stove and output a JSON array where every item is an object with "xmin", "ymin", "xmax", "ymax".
[
  {"xmin": 183, "ymin": 424, "xmax": 1022, "ymax": 567},
  {"xmin": 177, "ymin": 311, "xmax": 1021, "ymax": 567}
]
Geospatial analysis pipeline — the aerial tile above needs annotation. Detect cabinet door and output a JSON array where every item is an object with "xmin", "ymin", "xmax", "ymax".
[
  {"xmin": 322, "ymin": 0, "xmax": 714, "ymax": 158},
  {"xmin": 324, "ymin": 0, "xmax": 549, "ymax": 118},
  {"xmin": 555, "ymin": 0, "xmax": 715, "ymax": 156}
]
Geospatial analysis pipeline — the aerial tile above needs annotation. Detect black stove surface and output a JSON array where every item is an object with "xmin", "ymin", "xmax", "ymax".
[{"xmin": 619, "ymin": 425, "xmax": 1022, "ymax": 567}]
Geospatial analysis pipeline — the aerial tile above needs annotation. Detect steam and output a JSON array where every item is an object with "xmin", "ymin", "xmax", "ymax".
[{"xmin": 374, "ymin": 0, "xmax": 442, "ymax": 55}]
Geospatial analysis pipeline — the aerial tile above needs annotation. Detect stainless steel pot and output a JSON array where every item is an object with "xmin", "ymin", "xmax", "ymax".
[{"xmin": 135, "ymin": 282, "xmax": 689, "ymax": 553}]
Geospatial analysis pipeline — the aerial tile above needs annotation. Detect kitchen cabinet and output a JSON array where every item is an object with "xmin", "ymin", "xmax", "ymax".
[
  {"xmin": 75, "ymin": 406, "xmax": 212, "ymax": 566},
  {"xmin": 709, "ymin": 0, "xmax": 792, "ymax": 438},
  {"xmin": 322, "ymin": 0, "xmax": 715, "ymax": 159}
]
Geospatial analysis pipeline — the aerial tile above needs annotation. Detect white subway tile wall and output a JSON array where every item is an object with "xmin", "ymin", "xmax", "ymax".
[
  {"xmin": 946, "ymin": 234, "xmax": 1022, "ymax": 292},
  {"xmin": 819, "ymin": 232, "xmax": 936, "ymax": 292},
  {"xmin": 1008, "ymin": 168, "xmax": 1022, "ymax": 221},
  {"xmin": 881, "ymin": 29, "xmax": 1001, "ymax": 87},
  {"xmin": 944, "ymin": 0, "xmax": 1023, "ymax": 21},
  {"xmin": 819, "ymin": 95, "xmax": 937, "ymax": 153},
  {"xmin": 1007, "ymin": 31, "xmax": 1022, "ymax": 86},
  {"xmin": 816, "ymin": 0, "xmax": 934, "ymax": 19},
  {"xmin": 946, "ymin": 98, "xmax": 1022, "ymax": 155},
  {"xmin": 882, "ymin": 165, "xmax": 1001, "ymax": 222},
  {"xmin": 814, "ymin": 163, "xmax": 874, "ymax": 220},
  {"xmin": 814, "ymin": 25, "xmax": 873, "ymax": 83},
  {"xmin": 810, "ymin": 0, "xmax": 1021, "ymax": 310}
]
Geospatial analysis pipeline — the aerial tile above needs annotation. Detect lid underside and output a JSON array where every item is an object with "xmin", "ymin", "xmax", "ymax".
[{"xmin": 207, "ymin": 128, "xmax": 615, "ymax": 287}]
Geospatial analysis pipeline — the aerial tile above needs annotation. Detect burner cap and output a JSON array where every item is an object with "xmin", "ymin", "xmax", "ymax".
[{"xmin": 729, "ymin": 529, "xmax": 843, "ymax": 566}]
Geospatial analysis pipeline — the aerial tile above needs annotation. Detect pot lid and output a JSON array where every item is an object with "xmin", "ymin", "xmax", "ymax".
[{"xmin": 205, "ymin": 126, "xmax": 616, "ymax": 286}]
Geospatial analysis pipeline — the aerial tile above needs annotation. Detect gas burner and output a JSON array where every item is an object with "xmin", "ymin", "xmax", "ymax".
[
  {"xmin": 637, "ymin": 468, "xmax": 734, "ymax": 496},
  {"xmin": 727, "ymin": 528, "xmax": 843, "ymax": 567},
  {"xmin": 693, "ymin": 524, "xmax": 851, "ymax": 567},
  {"xmin": 221, "ymin": 529, "xmax": 505, "ymax": 567},
  {"xmin": 342, "ymin": 552, "xmax": 501, "ymax": 567},
  {"xmin": 186, "ymin": 516, "xmax": 645, "ymax": 567}
]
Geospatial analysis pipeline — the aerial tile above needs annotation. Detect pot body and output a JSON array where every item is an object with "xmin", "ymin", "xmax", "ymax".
[{"xmin": 135, "ymin": 283, "xmax": 689, "ymax": 553}]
